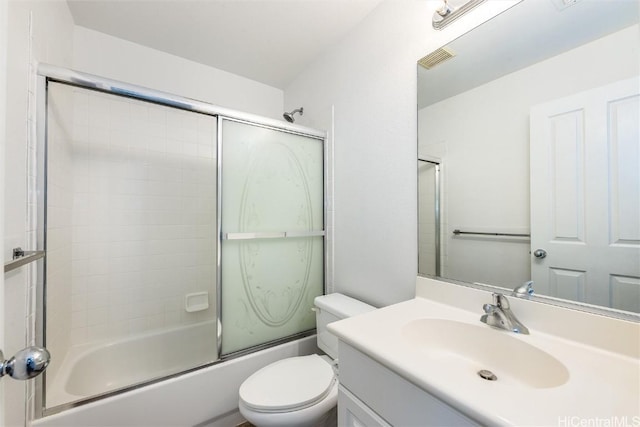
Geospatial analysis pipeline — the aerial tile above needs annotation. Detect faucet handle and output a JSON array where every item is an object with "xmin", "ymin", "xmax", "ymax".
[
  {"xmin": 482, "ymin": 303, "xmax": 496, "ymax": 314},
  {"xmin": 492, "ymin": 293, "xmax": 510, "ymax": 309}
]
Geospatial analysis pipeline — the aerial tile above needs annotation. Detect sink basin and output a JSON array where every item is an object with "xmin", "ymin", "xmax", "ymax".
[{"xmin": 402, "ymin": 319, "xmax": 570, "ymax": 389}]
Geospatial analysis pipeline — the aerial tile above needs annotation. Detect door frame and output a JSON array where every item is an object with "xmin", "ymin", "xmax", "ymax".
[{"xmin": 0, "ymin": 0, "xmax": 9, "ymax": 421}]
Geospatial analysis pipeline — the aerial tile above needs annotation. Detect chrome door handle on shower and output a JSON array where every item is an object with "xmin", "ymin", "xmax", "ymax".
[{"xmin": 0, "ymin": 346, "xmax": 50, "ymax": 381}]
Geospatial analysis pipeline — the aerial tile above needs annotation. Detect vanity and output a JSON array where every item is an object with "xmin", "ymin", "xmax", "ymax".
[
  {"xmin": 329, "ymin": 277, "xmax": 640, "ymax": 426},
  {"xmin": 337, "ymin": 341, "xmax": 477, "ymax": 427}
]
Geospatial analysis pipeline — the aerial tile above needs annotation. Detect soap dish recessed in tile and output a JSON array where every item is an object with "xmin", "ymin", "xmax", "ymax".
[{"xmin": 185, "ymin": 291, "xmax": 209, "ymax": 312}]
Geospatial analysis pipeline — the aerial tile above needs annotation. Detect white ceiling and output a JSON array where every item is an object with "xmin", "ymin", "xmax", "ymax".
[{"xmin": 66, "ymin": 0, "xmax": 383, "ymax": 90}]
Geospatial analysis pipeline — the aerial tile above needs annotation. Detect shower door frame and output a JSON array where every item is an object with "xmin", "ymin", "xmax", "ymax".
[
  {"xmin": 216, "ymin": 115, "xmax": 327, "ymax": 358},
  {"xmin": 418, "ymin": 157, "xmax": 441, "ymax": 277},
  {"xmin": 34, "ymin": 63, "xmax": 328, "ymax": 418}
]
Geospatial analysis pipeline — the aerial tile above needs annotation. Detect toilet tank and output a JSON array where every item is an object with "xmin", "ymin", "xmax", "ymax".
[{"xmin": 314, "ymin": 293, "xmax": 375, "ymax": 359}]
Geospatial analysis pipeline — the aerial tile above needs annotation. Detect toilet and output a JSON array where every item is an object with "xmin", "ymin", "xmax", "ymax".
[{"xmin": 238, "ymin": 293, "xmax": 375, "ymax": 427}]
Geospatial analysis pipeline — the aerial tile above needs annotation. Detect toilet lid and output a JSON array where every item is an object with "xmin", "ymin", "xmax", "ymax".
[{"xmin": 239, "ymin": 355, "xmax": 336, "ymax": 412}]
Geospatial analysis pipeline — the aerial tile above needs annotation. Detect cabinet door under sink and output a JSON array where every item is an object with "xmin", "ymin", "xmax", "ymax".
[{"xmin": 338, "ymin": 386, "xmax": 391, "ymax": 427}]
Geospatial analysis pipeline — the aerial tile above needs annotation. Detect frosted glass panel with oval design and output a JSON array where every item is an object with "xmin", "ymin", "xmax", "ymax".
[{"xmin": 220, "ymin": 119, "xmax": 324, "ymax": 355}]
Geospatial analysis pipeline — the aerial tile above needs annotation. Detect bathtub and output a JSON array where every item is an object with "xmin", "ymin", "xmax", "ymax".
[
  {"xmin": 46, "ymin": 321, "xmax": 218, "ymax": 408},
  {"xmin": 37, "ymin": 326, "xmax": 317, "ymax": 426}
]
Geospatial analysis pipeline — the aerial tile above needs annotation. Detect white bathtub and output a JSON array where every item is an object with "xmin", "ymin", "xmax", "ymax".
[
  {"xmin": 35, "ymin": 334, "xmax": 318, "ymax": 426},
  {"xmin": 46, "ymin": 321, "xmax": 218, "ymax": 408}
]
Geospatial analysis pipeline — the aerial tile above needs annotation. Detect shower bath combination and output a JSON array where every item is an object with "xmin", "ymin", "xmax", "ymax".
[
  {"xmin": 283, "ymin": 107, "xmax": 303, "ymax": 123},
  {"xmin": 33, "ymin": 65, "xmax": 326, "ymax": 417}
]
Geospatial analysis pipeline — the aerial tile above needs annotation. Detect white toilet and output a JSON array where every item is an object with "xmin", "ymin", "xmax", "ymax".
[{"xmin": 238, "ymin": 293, "xmax": 375, "ymax": 427}]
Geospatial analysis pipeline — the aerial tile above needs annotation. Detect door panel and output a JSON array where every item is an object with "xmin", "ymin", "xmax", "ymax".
[
  {"xmin": 609, "ymin": 96, "xmax": 640, "ymax": 245},
  {"xmin": 549, "ymin": 110, "xmax": 585, "ymax": 243},
  {"xmin": 530, "ymin": 77, "xmax": 640, "ymax": 312},
  {"xmin": 220, "ymin": 119, "xmax": 325, "ymax": 355},
  {"xmin": 548, "ymin": 268, "xmax": 586, "ymax": 302}
]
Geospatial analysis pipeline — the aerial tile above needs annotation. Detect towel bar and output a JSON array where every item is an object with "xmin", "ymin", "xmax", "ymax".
[{"xmin": 4, "ymin": 248, "xmax": 46, "ymax": 273}]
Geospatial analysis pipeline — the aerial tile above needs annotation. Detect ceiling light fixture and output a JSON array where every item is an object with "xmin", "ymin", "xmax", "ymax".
[{"xmin": 432, "ymin": 0, "xmax": 487, "ymax": 30}]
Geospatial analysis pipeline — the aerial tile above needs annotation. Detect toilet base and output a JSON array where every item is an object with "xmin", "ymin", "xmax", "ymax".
[
  {"xmin": 238, "ymin": 383, "xmax": 338, "ymax": 427},
  {"xmin": 239, "ymin": 408, "xmax": 336, "ymax": 427}
]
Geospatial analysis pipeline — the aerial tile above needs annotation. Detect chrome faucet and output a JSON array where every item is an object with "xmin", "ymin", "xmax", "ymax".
[
  {"xmin": 481, "ymin": 293, "xmax": 529, "ymax": 334},
  {"xmin": 512, "ymin": 280, "xmax": 534, "ymax": 298}
]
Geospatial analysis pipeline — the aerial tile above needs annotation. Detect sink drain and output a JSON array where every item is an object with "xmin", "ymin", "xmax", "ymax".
[{"xmin": 477, "ymin": 369, "xmax": 497, "ymax": 381}]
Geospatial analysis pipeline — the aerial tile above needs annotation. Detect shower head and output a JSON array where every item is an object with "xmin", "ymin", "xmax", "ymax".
[{"xmin": 283, "ymin": 107, "xmax": 303, "ymax": 123}]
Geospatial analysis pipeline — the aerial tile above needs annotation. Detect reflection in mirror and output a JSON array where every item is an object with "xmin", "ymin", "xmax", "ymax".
[
  {"xmin": 418, "ymin": 159, "xmax": 441, "ymax": 277},
  {"xmin": 417, "ymin": 0, "xmax": 640, "ymax": 314}
]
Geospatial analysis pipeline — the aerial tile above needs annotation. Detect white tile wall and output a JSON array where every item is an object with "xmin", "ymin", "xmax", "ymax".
[
  {"xmin": 46, "ymin": 83, "xmax": 218, "ymax": 356},
  {"xmin": 44, "ymin": 85, "xmax": 74, "ymax": 385}
]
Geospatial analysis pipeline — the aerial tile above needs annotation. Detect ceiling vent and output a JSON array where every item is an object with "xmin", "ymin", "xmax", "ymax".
[
  {"xmin": 550, "ymin": 0, "xmax": 583, "ymax": 10},
  {"xmin": 418, "ymin": 47, "xmax": 456, "ymax": 70}
]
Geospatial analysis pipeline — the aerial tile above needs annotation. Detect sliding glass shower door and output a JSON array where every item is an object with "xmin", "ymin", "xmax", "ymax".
[
  {"xmin": 44, "ymin": 82, "xmax": 218, "ymax": 409},
  {"xmin": 219, "ymin": 119, "xmax": 325, "ymax": 355},
  {"xmin": 40, "ymin": 73, "xmax": 326, "ymax": 413}
]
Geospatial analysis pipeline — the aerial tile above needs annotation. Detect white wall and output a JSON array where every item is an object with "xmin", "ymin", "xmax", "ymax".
[
  {"xmin": 73, "ymin": 26, "xmax": 284, "ymax": 120},
  {"xmin": 419, "ymin": 24, "xmax": 640, "ymax": 288},
  {"xmin": 5, "ymin": 1, "xmax": 75, "ymax": 425},
  {"xmin": 283, "ymin": 0, "xmax": 519, "ymax": 307}
]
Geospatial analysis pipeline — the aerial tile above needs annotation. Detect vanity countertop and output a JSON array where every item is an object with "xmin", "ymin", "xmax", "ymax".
[{"xmin": 328, "ymin": 278, "xmax": 640, "ymax": 426}]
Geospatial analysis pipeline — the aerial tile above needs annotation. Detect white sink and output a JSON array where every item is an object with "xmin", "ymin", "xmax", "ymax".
[{"xmin": 401, "ymin": 319, "xmax": 569, "ymax": 389}]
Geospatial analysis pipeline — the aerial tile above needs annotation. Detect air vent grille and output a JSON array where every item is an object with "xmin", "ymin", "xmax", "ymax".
[{"xmin": 418, "ymin": 47, "xmax": 455, "ymax": 70}]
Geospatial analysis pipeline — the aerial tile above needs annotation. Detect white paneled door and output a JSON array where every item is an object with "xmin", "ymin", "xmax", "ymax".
[{"xmin": 530, "ymin": 77, "xmax": 640, "ymax": 312}]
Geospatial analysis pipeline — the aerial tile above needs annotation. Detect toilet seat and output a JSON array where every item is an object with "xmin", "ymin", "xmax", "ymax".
[{"xmin": 239, "ymin": 355, "xmax": 336, "ymax": 413}]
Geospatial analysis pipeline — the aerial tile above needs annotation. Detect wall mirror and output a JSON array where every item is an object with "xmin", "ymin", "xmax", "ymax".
[{"xmin": 417, "ymin": 0, "xmax": 639, "ymax": 314}]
